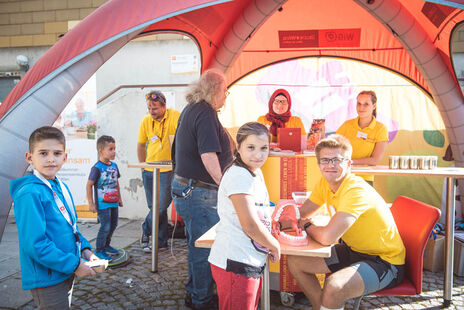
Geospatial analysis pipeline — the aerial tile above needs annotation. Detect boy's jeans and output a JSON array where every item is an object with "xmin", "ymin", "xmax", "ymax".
[
  {"xmin": 171, "ymin": 177, "xmax": 219, "ymax": 306},
  {"xmin": 96, "ymin": 207, "xmax": 118, "ymax": 252},
  {"xmin": 142, "ymin": 170, "xmax": 173, "ymax": 247}
]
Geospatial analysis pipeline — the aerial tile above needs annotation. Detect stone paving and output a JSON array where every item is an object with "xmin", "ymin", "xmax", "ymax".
[{"xmin": 2, "ymin": 219, "xmax": 464, "ymax": 309}]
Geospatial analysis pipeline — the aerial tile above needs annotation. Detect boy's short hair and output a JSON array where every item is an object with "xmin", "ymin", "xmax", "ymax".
[
  {"xmin": 97, "ymin": 135, "xmax": 115, "ymax": 150},
  {"xmin": 29, "ymin": 126, "xmax": 65, "ymax": 152},
  {"xmin": 315, "ymin": 134, "xmax": 353, "ymax": 161},
  {"xmin": 145, "ymin": 90, "xmax": 166, "ymax": 106}
]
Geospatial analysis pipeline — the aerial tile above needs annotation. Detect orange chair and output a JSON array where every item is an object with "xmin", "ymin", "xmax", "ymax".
[{"xmin": 353, "ymin": 196, "xmax": 441, "ymax": 309}]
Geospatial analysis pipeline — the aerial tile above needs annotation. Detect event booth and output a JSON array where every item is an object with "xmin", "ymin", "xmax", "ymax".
[{"xmin": 0, "ymin": 0, "xmax": 463, "ymax": 247}]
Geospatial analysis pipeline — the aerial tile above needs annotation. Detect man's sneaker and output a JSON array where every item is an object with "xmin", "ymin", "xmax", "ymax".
[
  {"xmin": 104, "ymin": 246, "xmax": 120, "ymax": 256},
  {"xmin": 185, "ymin": 293, "xmax": 193, "ymax": 308},
  {"xmin": 140, "ymin": 227, "xmax": 150, "ymax": 248},
  {"xmin": 142, "ymin": 245, "xmax": 152, "ymax": 253},
  {"xmin": 95, "ymin": 251, "xmax": 112, "ymax": 260}
]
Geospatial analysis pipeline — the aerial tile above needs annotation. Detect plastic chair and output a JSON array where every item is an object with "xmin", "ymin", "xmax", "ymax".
[{"xmin": 353, "ymin": 196, "xmax": 441, "ymax": 309}]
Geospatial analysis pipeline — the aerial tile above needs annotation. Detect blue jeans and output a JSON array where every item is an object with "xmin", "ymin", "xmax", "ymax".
[
  {"xmin": 142, "ymin": 170, "xmax": 173, "ymax": 247},
  {"xmin": 171, "ymin": 177, "xmax": 219, "ymax": 305},
  {"xmin": 96, "ymin": 207, "xmax": 118, "ymax": 252}
]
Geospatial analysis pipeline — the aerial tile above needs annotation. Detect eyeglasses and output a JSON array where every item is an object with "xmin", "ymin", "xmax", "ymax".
[
  {"xmin": 319, "ymin": 157, "xmax": 347, "ymax": 165},
  {"xmin": 225, "ymin": 91, "xmax": 230, "ymax": 97},
  {"xmin": 273, "ymin": 99, "xmax": 288, "ymax": 104}
]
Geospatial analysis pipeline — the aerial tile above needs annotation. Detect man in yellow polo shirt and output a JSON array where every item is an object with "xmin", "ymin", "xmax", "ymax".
[
  {"xmin": 137, "ymin": 91, "xmax": 180, "ymax": 252},
  {"xmin": 287, "ymin": 134, "xmax": 405, "ymax": 310}
]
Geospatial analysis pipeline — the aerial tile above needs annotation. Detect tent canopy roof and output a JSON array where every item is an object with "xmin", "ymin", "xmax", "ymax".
[{"xmin": 1, "ymin": 0, "xmax": 463, "ymax": 116}]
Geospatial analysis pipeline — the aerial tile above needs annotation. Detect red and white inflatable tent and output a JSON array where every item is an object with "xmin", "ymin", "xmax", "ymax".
[{"xmin": 1, "ymin": 0, "xmax": 463, "ymax": 237}]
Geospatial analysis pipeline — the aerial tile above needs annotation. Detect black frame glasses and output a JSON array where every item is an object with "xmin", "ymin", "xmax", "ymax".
[{"xmin": 318, "ymin": 157, "xmax": 347, "ymax": 165}]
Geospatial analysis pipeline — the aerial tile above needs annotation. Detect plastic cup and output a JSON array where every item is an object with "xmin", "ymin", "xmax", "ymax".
[
  {"xmin": 389, "ymin": 156, "xmax": 399, "ymax": 169},
  {"xmin": 399, "ymin": 156, "xmax": 410, "ymax": 169}
]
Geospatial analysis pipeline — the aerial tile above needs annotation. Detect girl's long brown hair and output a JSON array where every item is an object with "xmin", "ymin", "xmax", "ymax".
[{"xmin": 225, "ymin": 122, "xmax": 270, "ymax": 177}]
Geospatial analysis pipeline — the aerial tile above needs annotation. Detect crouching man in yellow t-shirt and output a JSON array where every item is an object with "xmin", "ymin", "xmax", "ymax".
[{"xmin": 287, "ymin": 134, "xmax": 405, "ymax": 310}]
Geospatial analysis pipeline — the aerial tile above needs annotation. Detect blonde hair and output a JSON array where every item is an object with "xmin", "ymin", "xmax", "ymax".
[
  {"xmin": 185, "ymin": 69, "xmax": 225, "ymax": 105},
  {"xmin": 315, "ymin": 134, "xmax": 352, "ymax": 161}
]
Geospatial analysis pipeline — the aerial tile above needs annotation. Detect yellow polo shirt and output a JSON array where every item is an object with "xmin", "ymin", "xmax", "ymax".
[
  {"xmin": 138, "ymin": 108, "xmax": 180, "ymax": 172},
  {"xmin": 336, "ymin": 117, "xmax": 388, "ymax": 181},
  {"xmin": 309, "ymin": 173, "xmax": 405, "ymax": 265},
  {"xmin": 257, "ymin": 115, "xmax": 306, "ymax": 143}
]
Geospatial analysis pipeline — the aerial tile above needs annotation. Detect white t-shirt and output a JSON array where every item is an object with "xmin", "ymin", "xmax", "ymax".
[{"xmin": 208, "ymin": 165, "xmax": 272, "ymax": 272}]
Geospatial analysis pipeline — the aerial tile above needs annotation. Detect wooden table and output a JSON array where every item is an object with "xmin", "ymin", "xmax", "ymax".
[
  {"xmin": 352, "ymin": 165, "xmax": 464, "ymax": 306},
  {"xmin": 195, "ymin": 223, "xmax": 331, "ymax": 310},
  {"xmin": 128, "ymin": 161, "xmax": 172, "ymax": 272}
]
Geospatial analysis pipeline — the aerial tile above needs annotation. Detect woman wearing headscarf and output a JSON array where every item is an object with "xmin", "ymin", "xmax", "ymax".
[{"xmin": 257, "ymin": 89, "xmax": 306, "ymax": 143}]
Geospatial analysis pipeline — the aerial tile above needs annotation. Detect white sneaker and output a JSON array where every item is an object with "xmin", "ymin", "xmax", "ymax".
[
  {"xmin": 140, "ymin": 225, "xmax": 150, "ymax": 248},
  {"xmin": 143, "ymin": 245, "xmax": 152, "ymax": 253}
]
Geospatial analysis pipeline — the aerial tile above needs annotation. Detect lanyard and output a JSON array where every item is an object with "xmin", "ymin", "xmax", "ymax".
[
  {"xmin": 33, "ymin": 170, "xmax": 81, "ymax": 253},
  {"xmin": 153, "ymin": 117, "xmax": 166, "ymax": 147}
]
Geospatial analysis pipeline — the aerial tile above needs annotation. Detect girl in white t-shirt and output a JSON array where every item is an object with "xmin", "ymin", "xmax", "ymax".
[{"xmin": 208, "ymin": 122, "xmax": 281, "ymax": 310}]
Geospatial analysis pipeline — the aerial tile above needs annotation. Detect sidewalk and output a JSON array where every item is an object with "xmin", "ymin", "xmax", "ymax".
[{"xmin": 1, "ymin": 216, "xmax": 464, "ymax": 309}]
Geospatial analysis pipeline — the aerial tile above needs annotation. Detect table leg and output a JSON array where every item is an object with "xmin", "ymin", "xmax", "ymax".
[
  {"xmin": 261, "ymin": 259, "xmax": 270, "ymax": 310},
  {"xmin": 151, "ymin": 169, "xmax": 160, "ymax": 273},
  {"xmin": 444, "ymin": 176, "xmax": 455, "ymax": 306}
]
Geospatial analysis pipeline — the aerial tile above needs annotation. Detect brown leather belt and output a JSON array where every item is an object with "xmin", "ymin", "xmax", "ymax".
[{"xmin": 174, "ymin": 174, "xmax": 218, "ymax": 191}]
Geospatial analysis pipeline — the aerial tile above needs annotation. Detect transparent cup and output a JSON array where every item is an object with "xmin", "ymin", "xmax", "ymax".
[
  {"xmin": 399, "ymin": 156, "xmax": 410, "ymax": 169},
  {"xmin": 292, "ymin": 191, "xmax": 311, "ymax": 204},
  {"xmin": 389, "ymin": 156, "xmax": 399, "ymax": 169},
  {"xmin": 428, "ymin": 156, "xmax": 438, "ymax": 169}
]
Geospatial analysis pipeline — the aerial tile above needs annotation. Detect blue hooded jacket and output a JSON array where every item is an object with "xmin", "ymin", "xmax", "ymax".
[{"xmin": 10, "ymin": 174, "xmax": 91, "ymax": 290}]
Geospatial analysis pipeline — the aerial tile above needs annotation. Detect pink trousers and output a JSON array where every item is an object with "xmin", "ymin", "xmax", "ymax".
[{"xmin": 211, "ymin": 263, "xmax": 262, "ymax": 310}]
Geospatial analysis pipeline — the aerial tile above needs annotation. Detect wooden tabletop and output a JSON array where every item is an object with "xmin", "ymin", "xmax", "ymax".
[
  {"xmin": 351, "ymin": 165, "xmax": 464, "ymax": 178},
  {"xmin": 195, "ymin": 223, "xmax": 331, "ymax": 257},
  {"xmin": 269, "ymin": 151, "xmax": 316, "ymax": 157},
  {"xmin": 128, "ymin": 161, "xmax": 173, "ymax": 169}
]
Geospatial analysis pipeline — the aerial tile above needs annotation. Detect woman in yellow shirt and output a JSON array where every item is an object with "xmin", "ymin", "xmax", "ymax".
[
  {"xmin": 257, "ymin": 89, "xmax": 306, "ymax": 143},
  {"xmin": 336, "ymin": 91, "xmax": 388, "ymax": 184}
]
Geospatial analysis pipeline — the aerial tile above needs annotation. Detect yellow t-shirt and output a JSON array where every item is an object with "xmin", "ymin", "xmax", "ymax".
[
  {"xmin": 309, "ymin": 173, "xmax": 405, "ymax": 265},
  {"xmin": 336, "ymin": 117, "xmax": 388, "ymax": 181},
  {"xmin": 257, "ymin": 115, "xmax": 306, "ymax": 143},
  {"xmin": 137, "ymin": 108, "xmax": 180, "ymax": 172}
]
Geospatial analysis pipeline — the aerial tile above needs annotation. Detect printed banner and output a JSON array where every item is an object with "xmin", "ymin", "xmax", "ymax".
[
  {"xmin": 222, "ymin": 57, "xmax": 449, "ymax": 208},
  {"xmin": 280, "ymin": 254, "xmax": 301, "ymax": 292},
  {"xmin": 278, "ymin": 29, "xmax": 361, "ymax": 48},
  {"xmin": 54, "ymin": 75, "xmax": 97, "ymax": 220},
  {"xmin": 280, "ymin": 157, "xmax": 307, "ymax": 199},
  {"xmin": 171, "ymin": 54, "xmax": 199, "ymax": 74}
]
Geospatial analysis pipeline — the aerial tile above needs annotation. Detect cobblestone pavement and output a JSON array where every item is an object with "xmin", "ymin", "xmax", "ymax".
[{"xmin": 14, "ymin": 236, "xmax": 464, "ymax": 310}]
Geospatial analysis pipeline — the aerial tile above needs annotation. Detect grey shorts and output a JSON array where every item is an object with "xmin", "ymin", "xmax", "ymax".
[
  {"xmin": 325, "ymin": 243, "xmax": 404, "ymax": 295},
  {"xmin": 30, "ymin": 275, "xmax": 74, "ymax": 310}
]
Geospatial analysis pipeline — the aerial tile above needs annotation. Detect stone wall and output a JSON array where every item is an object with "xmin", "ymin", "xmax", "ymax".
[{"xmin": 0, "ymin": 0, "xmax": 106, "ymax": 47}]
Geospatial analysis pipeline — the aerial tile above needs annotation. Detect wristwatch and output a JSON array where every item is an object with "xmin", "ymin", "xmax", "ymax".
[{"xmin": 303, "ymin": 221, "xmax": 312, "ymax": 231}]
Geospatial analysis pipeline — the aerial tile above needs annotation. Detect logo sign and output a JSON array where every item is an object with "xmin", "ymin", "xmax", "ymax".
[
  {"xmin": 279, "ymin": 30, "xmax": 318, "ymax": 48},
  {"xmin": 279, "ymin": 29, "xmax": 361, "ymax": 48},
  {"xmin": 60, "ymin": 206, "xmax": 65, "ymax": 211}
]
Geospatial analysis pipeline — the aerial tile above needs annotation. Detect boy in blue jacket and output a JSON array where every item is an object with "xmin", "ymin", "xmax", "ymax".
[{"xmin": 10, "ymin": 126, "xmax": 98, "ymax": 309}]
